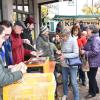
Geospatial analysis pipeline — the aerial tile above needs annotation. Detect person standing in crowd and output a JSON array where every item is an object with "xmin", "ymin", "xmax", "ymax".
[
  {"xmin": 53, "ymin": 34, "xmax": 61, "ymax": 50},
  {"xmin": 80, "ymin": 25, "xmax": 100, "ymax": 98},
  {"xmin": 53, "ymin": 34, "xmax": 62, "ymax": 77},
  {"xmin": 36, "ymin": 25, "xmax": 56, "ymax": 60},
  {"xmin": 0, "ymin": 20, "xmax": 13, "ymax": 66},
  {"xmin": 0, "ymin": 26, "xmax": 27, "ymax": 100},
  {"xmin": 77, "ymin": 31, "xmax": 87, "ymax": 86},
  {"xmin": 71, "ymin": 25, "xmax": 86, "ymax": 86},
  {"xmin": 21, "ymin": 15, "xmax": 36, "ymax": 60},
  {"xmin": 71, "ymin": 25, "xmax": 80, "ymax": 39},
  {"xmin": 11, "ymin": 20, "xmax": 36, "ymax": 64},
  {"xmin": 77, "ymin": 31, "xmax": 87, "ymax": 49},
  {"xmin": 56, "ymin": 22, "xmax": 63, "ymax": 34},
  {"xmin": 21, "ymin": 15, "xmax": 35, "ymax": 50},
  {"xmin": 60, "ymin": 29, "xmax": 79, "ymax": 100},
  {"xmin": 79, "ymin": 21, "xmax": 84, "ymax": 32},
  {"xmin": 52, "ymin": 33, "xmax": 62, "ymax": 98}
]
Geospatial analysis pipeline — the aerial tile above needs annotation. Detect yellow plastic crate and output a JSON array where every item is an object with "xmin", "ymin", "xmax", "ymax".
[{"xmin": 3, "ymin": 73, "xmax": 56, "ymax": 100}]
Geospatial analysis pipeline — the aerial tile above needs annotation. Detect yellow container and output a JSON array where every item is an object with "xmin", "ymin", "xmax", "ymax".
[{"xmin": 3, "ymin": 73, "xmax": 56, "ymax": 100}]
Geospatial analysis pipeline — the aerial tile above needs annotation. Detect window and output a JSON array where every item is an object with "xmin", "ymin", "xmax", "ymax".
[
  {"xmin": 17, "ymin": 0, "xmax": 23, "ymax": 10},
  {"xmin": 24, "ymin": 6, "xmax": 28, "ymax": 12},
  {"xmin": 0, "ymin": 0, "xmax": 3, "ymax": 21},
  {"xmin": 13, "ymin": 0, "xmax": 35, "ymax": 39},
  {"xmin": 0, "ymin": 9, "xmax": 2, "ymax": 21},
  {"xmin": 24, "ymin": 0, "xmax": 29, "ymax": 12},
  {"xmin": 24, "ymin": 0, "xmax": 28, "ymax": 5},
  {"xmin": 13, "ymin": 0, "xmax": 31, "ymax": 22},
  {"xmin": 17, "ymin": 13, "xmax": 22, "ymax": 20}
]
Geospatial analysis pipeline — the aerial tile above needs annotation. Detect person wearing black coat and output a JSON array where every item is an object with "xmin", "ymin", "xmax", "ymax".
[
  {"xmin": 21, "ymin": 15, "xmax": 35, "ymax": 50},
  {"xmin": 21, "ymin": 15, "xmax": 36, "ymax": 60}
]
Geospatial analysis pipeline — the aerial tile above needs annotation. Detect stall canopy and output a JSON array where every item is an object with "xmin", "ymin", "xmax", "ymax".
[{"xmin": 53, "ymin": 15, "xmax": 100, "ymax": 21}]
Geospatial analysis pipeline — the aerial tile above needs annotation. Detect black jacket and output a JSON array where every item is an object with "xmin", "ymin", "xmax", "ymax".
[{"xmin": 21, "ymin": 29, "xmax": 35, "ymax": 51}]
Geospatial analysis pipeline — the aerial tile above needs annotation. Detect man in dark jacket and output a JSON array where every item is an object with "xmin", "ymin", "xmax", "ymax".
[{"xmin": 0, "ymin": 20, "xmax": 13, "ymax": 66}]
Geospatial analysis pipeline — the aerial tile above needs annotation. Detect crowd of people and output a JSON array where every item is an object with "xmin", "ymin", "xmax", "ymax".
[
  {"xmin": 0, "ymin": 16, "xmax": 36, "ymax": 99},
  {"xmin": 0, "ymin": 16, "xmax": 100, "ymax": 100},
  {"xmin": 54, "ymin": 21, "xmax": 100, "ymax": 100}
]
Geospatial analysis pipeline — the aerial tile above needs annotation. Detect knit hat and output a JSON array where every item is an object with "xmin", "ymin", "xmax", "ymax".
[
  {"xmin": 40, "ymin": 26, "xmax": 49, "ymax": 34},
  {"xmin": 25, "ymin": 16, "xmax": 35, "ymax": 24},
  {"xmin": 14, "ymin": 20, "xmax": 26, "ymax": 29}
]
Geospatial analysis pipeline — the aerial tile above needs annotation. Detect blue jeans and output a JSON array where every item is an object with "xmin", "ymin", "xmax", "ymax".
[{"xmin": 62, "ymin": 67, "xmax": 79, "ymax": 100}]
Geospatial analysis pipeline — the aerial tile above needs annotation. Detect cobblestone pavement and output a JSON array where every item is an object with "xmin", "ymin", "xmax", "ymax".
[{"xmin": 56, "ymin": 68, "xmax": 100, "ymax": 100}]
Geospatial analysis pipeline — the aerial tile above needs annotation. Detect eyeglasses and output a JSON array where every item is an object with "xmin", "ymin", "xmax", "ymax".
[{"xmin": 5, "ymin": 34, "xmax": 10, "ymax": 36}]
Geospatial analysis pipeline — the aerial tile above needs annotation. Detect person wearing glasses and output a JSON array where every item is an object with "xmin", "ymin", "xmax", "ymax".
[
  {"xmin": 0, "ymin": 20, "xmax": 13, "ymax": 66},
  {"xmin": 80, "ymin": 25, "xmax": 100, "ymax": 98},
  {"xmin": 0, "ymin": 25, "xmax": 27, "ymax": 100},
  {"xmin": 11, "ymin": 20, "xmax": 36, "ymax": 64}
]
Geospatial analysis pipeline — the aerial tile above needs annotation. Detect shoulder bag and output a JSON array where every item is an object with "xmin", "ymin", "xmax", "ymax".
[{"xmin": 68, "ymin": 57, "xmax": 82, "ymax": 66}]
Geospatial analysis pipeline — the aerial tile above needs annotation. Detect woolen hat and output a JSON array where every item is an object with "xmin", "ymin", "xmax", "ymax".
[
  {"xmin": 25, "ymin": 16, "xmax": 35, "ymax": 24},
  {"xmin": 14, "ymin": 20, "xmax": 26, "ymax": 29},
  {"xmin": 40, "ymin": 26, "xmax": 49, "ymax": 34}
]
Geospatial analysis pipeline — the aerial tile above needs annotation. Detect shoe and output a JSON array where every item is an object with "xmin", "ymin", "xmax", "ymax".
[
  {"xmin": 62, "ymin": 95, "xmax": 68, "ymax": 100},
  {"xmin": 85, "ymin": 94, "xmax": 96, "ymax": 99},
  {"xmin": 96, "ymin": 90, "xmax": 99, "ymax": 94},
  {"xmin": 82, "ymin": 82, "xmax": 86, "ymax": 86}
]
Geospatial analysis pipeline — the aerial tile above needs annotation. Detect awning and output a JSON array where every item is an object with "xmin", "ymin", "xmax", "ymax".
[{"xmin": 53, "ymin": 15, "xmax": 100, "ymax": 20}]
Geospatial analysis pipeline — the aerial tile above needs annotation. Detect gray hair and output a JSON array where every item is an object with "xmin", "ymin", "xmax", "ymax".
[
  {"xmin": 87, "ymin": 25, "xmax": 98, "ymax": 33},
  {"xmin": 62, "ymin": 29, "xmax": 71, "ymax": 35}
]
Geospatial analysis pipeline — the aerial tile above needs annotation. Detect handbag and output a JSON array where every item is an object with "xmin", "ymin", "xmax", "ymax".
[
  {"xmin": 82, "ymin": 55, "xmax": 90, "ymax": 72},
  {"xmin": 60, "ymin": 59, "xmax": 69, "ymax": 67},
  {"xmin": 68, "ymin": 57, "xmax": 82, "ymax": 66}
]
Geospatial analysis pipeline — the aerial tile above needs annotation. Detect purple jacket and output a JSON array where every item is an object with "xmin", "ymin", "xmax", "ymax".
[{"xmin": 84, "ymin": 33, "xmax": 100, "ymax": 67}]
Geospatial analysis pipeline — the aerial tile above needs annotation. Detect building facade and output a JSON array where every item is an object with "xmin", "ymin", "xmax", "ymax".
[
  {"xmin": 1, "ymin": 0, "xmax": 59, "ymax": 38},
  {"xmin": 1, "ymin": 0, "xmax": 71, "ymax": 38}
]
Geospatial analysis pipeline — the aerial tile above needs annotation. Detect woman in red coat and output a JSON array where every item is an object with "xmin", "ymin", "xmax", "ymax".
[
  {"xmin": 11, "ymin": 21, "xmax": 35, "ymax": 64},
  {"xmin": 77, "ymin": 31, "xmax": 87, "ymax": 85},
  {"xmin": 77, "ymin": 31, "xmax": 87, "ymax": 49}
]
